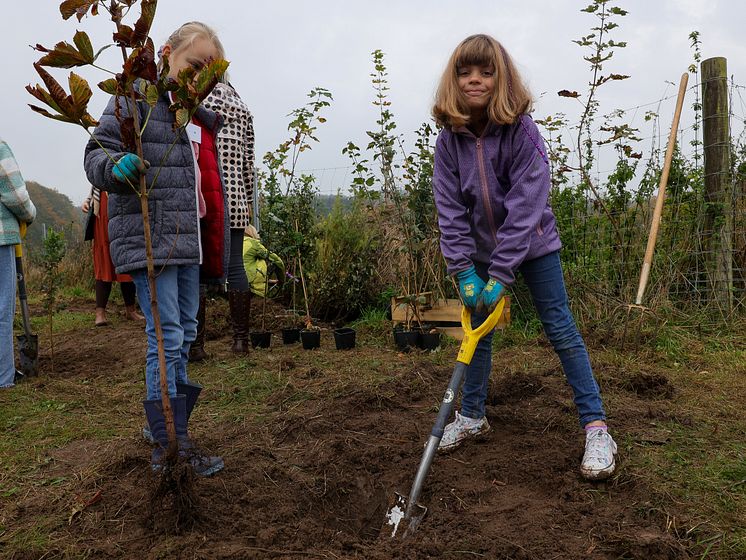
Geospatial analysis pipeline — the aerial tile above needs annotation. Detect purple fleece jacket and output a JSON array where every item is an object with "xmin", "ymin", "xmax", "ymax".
[{"xmin": 432, "ymin": 114, "xmax": 561, "ymax": 286}]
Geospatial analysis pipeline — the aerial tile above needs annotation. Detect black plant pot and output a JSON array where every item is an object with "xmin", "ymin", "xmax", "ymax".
[
  {"xmin": 418, "ymin": 330, "xmax": 442, "ymax": 351},
  {"xmin": 393, "ymin": 327, "xmax": 419, "ymax": 352},
  {"xmin": 250, "ymin": 330, "xmax": 272, "ymax": 349},
  {"xmin": 300, "ymin": 329, "xmax": 321, "ymax": 350},
  {"xmin": 281, "ymin": 327, "xmax": 301, "ymax": 345},
  {"xmin": 333, "ymin": 327, "xmax": 356, "ymax": 350}
]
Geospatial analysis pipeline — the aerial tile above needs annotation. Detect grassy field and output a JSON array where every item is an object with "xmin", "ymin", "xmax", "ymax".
[{"xmin": 1, "ymin": 294, "xmax": 744, "ymax": 559}]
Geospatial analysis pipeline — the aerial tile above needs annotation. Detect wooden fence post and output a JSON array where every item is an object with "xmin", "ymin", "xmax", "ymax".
[{"xmin": 701, "ymin": 57, "xmax": 733, "ymax": 317}]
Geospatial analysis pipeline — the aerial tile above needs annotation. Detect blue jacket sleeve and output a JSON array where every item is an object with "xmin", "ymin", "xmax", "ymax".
[
  {"xmin": 433, "ymin": 131, "xmax": 476, "ymax": 276},
  {"xmin": 487, "ymin": 115, "xmax": 551, "ymax": 285}
]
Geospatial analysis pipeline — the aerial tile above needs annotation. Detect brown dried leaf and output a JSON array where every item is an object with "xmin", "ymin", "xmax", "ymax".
[
  {"xmin": 27, "ymin": 65, "xmax": 98, "ymax": 128},
  {"xmin": 82, "ymin": 113, "xmax": 99, "ymax": 128},
  {"xmin": 33, "ymin": 63, "xmax": 73, "ymax": 115},
  {"xmin": 557, "ymin": 90, "xmax": 581, "ymax": 98},
  {"xmin": 113, "ymin": 25, "xmax": 134, "ymax": 48},
  {"xmin": 122, "ymin": 39, "xmax": 157, "ymax": 83},
  {"xmin": 131, "ymin": 0, "xmax": 157, "ymax": 47},
  {"xmin": 120, "ymin": 117, "xmax": 136, "ymax": 151},
  {"xmin": 59, "ymin": 0, "xmax": 99, "ymax": 21}
]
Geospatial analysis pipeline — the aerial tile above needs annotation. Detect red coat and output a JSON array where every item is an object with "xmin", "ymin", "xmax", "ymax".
[{"xmin": 193, "ymin": 116, "xmax": 227, "ymax": 280}]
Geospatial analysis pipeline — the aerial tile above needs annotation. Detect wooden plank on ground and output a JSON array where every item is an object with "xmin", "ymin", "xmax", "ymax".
[{"xmin": 391, "ymin": 296, "xmax": 511, "ymax": 341}]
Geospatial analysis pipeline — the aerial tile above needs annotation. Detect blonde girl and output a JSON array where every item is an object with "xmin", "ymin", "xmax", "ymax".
[
  {"xmin": 431, "ymin": 34, "xmax": 617, "ymax": 480},
  {"xmin": 84, "ymin": 21, "xmax": 227, "ymax": 476}
]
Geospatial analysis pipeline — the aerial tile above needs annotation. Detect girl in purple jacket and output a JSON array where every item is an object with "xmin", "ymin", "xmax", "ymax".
[{"xmin": 432, "ymin": 34, "xmax": 616, "ymax": 480}]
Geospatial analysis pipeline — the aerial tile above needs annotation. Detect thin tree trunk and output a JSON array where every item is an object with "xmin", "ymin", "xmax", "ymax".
[{"xmin": 120, "ymin": 41, "xmax": 177, "ymax": 448}]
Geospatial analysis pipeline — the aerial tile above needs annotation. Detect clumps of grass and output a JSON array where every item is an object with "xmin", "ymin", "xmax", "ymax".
[{"xmin": 349, "ymin": 307, "xmax": 391, "ymax": 342}]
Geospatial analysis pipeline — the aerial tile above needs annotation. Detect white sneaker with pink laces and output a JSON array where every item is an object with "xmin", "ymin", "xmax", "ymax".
[
  {"xmin": 437, "ymin": 411, "xmax": 491, "ymax": 452},
  {"xmin": 581, "ymin": 428, "xmax": 617, "ymax": 480}
]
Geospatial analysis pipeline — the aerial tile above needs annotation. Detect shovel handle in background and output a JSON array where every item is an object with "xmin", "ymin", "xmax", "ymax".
[
  {"xmin": 15, "ymin": 223, "xmax": 31, "ymax": 326},
  {"xmin": 634, "ymin": 73, "xmax": 689, "ymax": 305},
  {"xmin": 15, "ymin": 222, "xmax": 39, "ymax": 377},
  {"xmin": 387, "ymin": 299, "xmax": 506, "ymax": 537}
]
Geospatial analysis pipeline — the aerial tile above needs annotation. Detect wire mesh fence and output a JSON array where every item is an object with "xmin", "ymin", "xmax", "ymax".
[
  {"xmin": 257, "ymin": 61, "xmax": 746, "ymax": 330},
  {"xmin": 547, "ymin": 69, "xmax": 746, "ymax": 327}
]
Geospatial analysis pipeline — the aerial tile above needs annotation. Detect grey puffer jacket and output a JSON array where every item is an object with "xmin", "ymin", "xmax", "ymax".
[{"xmin": 84, "ymin": 93, "xmax": 227, "ymax": 276}]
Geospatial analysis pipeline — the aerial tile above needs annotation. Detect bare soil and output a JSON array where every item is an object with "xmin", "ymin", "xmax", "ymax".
[{"xmin": 3, "ymin": 298, "xmax": 697, "ymax": 559}]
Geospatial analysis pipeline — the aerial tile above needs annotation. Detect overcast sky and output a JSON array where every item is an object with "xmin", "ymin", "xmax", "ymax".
[{"xmin": 2, "ymin": 0, "xmax": 745, "ymax": 205}]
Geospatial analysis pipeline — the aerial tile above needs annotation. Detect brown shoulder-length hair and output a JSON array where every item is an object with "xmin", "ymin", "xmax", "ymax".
[{"xmin": 433, "ymin": 34, "xmax": 532, "ymax": 129}]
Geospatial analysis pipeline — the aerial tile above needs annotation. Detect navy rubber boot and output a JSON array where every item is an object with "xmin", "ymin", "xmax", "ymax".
[
  {"xmin": 176, "ymin": 380, "xmax": 203, "ymax": 419},
  {"xmin": 143, "ymin": 395, "xmax": 185, "ymax": 472},
  {"xmin": 143, "ymin": 380, "xmax": 203, "ymax": 444},
  {"xmin": 173, "ymin": 392, "xmax": 224, "ymax": 477}
]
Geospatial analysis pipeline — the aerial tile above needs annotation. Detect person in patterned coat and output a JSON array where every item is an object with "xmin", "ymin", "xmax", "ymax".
[{"xmin": 194, "ymin": 81, "xmax": 255, "ymax": 357}]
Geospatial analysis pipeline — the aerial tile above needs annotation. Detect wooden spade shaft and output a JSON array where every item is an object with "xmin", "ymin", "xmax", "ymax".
[{"xmin": 635, "ymin": 73, "xmax": 689, "ymax": 305}]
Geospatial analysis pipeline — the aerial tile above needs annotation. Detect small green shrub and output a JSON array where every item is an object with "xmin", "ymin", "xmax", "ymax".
[
  {"xmin": 309, "ymin": 199, "xmax": 381, "ymax": 321},
  {"xmin": 41, "ymin": 228, "xmax": 66, "ymax": 371}
]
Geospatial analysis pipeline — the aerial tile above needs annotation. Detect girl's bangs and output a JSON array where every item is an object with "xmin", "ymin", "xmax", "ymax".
[{"xmin": 454, "ymin": 36, "xmax": 496, "ymax": 69}]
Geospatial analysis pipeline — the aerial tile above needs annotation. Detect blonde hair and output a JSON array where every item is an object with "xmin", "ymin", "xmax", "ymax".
[
  {"xmin": 433, "ymin": 34, "xmax": 532, "ymax": 129},
  {"xmin": 161, "ymin": 21, "xmax": 228, "ymax": 80}
]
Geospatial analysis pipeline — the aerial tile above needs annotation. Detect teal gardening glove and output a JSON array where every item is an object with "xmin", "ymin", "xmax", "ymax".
[
  {"xmin": 476, "ymin": 278, "xmax": 504, "ymax": 315},
  {"xmin": 456, "ymin": 266, "xmax": 486, "ymax": 311},
  {"xmin": 112, "ymin": 153, "xmax": 148, "ymax": 184}
]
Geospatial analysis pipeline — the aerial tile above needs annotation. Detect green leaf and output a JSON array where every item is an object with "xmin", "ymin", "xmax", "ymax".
[
  {"xmin": 35, "ymin": 37, "xmax": 93, "ymax": 68},
  {"xmin": 145, "ymin": 84, "xmax": 159, "ymax": 107},
  {"xmin": 72, "ymin": 30, "xmax": 94, "ymax": 62},
  {"xmin": 98, "ymin": 78, "xmax": 118, "ymax": 95},
  {"xmin": 193, "ymin": 58, "xmax": 230, "ymax": 100},
  {"xmin": 28, "ymin": 104, "xmax": 75, "ymax": 124},
  {"xmin": 175, "ymin": 108, "xmax": 189, "ymax": 129},
  {"xmin": 69, "ymin": 72, "xmax": 92, "ymax": 109}
]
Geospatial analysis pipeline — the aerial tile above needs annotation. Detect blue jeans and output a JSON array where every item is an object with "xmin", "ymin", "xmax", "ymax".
[
  {"xmin": 461, "ymin": 251, "xmax": 606, "ymax": 427},
  {"xmin": 131, "ymin": 265, "xmax": 199, "ymax": 400},
  {"xmin": 0, "ymin": 245, "xmax": 17, "ymax": 388}
]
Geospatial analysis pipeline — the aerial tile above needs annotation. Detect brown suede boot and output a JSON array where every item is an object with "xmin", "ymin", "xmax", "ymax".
[
  {"xmin": 189, "ymin": 293, "xmax": 208, "ymax": 362},
  {"xmin": 228, "ymin": 290, "xmax": 251, "ymax": 354}
]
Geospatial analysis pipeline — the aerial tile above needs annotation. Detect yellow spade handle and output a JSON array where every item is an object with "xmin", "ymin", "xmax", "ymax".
[
  {"xmin": 15, "ymin": 223, "xmax": 27, "ymax": 258},
  {"xmin": 456, "ymin": 297, "xmax": 506, "ymax": 365}
]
